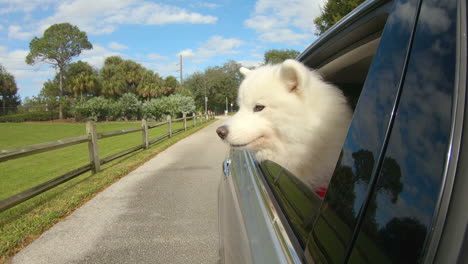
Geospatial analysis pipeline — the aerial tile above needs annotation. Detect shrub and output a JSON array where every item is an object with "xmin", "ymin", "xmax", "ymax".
[
  {"xmin": 0, "ymin": 111, "xmax": 58, "ymax": 122},
  {"xmin": 107, "ymin": 100, "xmax": 122, "ymax": 121},
  {"xmin": 175, "ymin": 94, "xmax": 196, "ymax": 114},
  {"xmin": 72, "ymin": 97, "xmax": 112, "ymax": 121},
  {"xmin": 145, "ymin": 95, "xmax": 195, "ymax": 121},
  {"xmin": 69, "ymin": 94, "xmax": 195, "ymax": 121},
  {"xmin": 118, "ymin": 93, "xmax": 142, "ymax": 121},
  {"xmin": 145, "ymin": 99, "xmax": 164, "ymax": 120}
]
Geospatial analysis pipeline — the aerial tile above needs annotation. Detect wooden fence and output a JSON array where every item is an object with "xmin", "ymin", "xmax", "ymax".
[{"xmin": 0, "ymin": 113, "xmax": 215, "ymax": 213}]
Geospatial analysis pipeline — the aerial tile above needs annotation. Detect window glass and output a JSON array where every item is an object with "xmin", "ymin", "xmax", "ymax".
[
  {"xmin": 306, "ymin": 0, "xmax": 423, "ymax": 262},
  {"xmin": 348, "ymin": 0, "xmax": 458, "ymax": 262},
  {"xmin": 260, "ymin": 161, "xmax": 322, "ymax": 247}
]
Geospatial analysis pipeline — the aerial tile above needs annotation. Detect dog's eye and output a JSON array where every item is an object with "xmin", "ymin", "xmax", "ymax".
[{"xmin": 254, "ymin": 104, "xmax": 265, "ymax": 112}]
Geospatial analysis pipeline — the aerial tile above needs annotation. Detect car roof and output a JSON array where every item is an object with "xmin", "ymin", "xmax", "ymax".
[{"xmin": 297, "ymin": 0, "xmax": 391, "ymax": 68}]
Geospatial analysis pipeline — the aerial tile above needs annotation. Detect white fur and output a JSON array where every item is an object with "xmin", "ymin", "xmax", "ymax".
[{"xmin": 219, "ymin": 59, "xmax": 352, "ymax": 190}]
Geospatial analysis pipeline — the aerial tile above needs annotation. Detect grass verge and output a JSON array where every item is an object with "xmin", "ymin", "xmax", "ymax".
[{"xmin": 0, "ymin": 119, "xmax": 216, "ymax": 262}]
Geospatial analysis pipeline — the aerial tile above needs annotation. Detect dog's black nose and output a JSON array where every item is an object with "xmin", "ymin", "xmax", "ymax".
[{"xmin": 216, "ymin": 126, "xmax": 229, "ymax": 140}]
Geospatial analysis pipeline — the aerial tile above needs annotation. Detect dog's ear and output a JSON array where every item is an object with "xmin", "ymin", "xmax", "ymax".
[
  {"xmin": 280, "ymin": 59, "xmax": 308, "ymax": 93},
  {"xmin": 239, "ymin": 67, "xmax": 251, "ymax": 77}
]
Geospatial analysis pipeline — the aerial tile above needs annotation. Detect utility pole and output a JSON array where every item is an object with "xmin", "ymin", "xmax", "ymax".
[{"xmin": 179, "ymin": 54, "xmax": 183, "ymax": 84}]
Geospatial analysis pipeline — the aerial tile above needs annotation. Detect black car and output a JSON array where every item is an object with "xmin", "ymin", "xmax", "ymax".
[{"xmin": 218, "ymin": 0, "xmax": 467, "ymax": 263}]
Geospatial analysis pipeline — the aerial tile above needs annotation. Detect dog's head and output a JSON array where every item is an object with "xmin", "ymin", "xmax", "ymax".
[{"xmin": 216, "ymin": 59, "xmax": 314, "ymax": 154}]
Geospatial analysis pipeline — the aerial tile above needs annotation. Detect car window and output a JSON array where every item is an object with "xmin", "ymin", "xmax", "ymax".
[
  {"xmin": 347, "ymin": 0, "xmax": 458, "ymax": 262},
  {"xmin": 306, "ymin": 0, "xmax": 424, "ymax": 262},
  {"xmin": 259, "ymin": 160, "xmax": 323, "ymax": 248}
]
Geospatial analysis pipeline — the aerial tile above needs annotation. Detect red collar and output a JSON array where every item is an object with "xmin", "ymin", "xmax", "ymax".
[{"xmin": 315, "ymin": 187, "xmax": 327, "ymax": 198}]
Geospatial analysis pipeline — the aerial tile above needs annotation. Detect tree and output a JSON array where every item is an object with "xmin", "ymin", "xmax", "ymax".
[
  {"xmin": 122, "ymin": 60, "xmax": 144, "ymax": 94},
  {"xmin": 26, "ymin": 23, "xmax": 93, "ymax": 119},
  {"xmin": 162, "ymin": 76, "xmax": 178, "ymax": 96},
  {"xmin": 66, "ymin": 61, "xmax": 99, "ymax": 99},
  {"xmin": 264, "ymin": 49, "xmax": 300, "ymax": 64},
  {"xmin": 137, "ymin": 70, "xmax": 163, "ymax": 101},
  {"xmin": 100, "ymin": 62, "xmax": 126, "ymax": 97},
  {"xmin": 39, "ymin": 79, "xmax": 61, "ymax": 110},
  {"xmin": 185, "ymin": 60, "xmax": 241, "ymax": 113},
  {"xmin": 100, "ymin": 56, "xmax": 148, "ymax": 97},
  {"xmin": 104, "ymin": 56, "xmax": 124, "ymax": 66},
  {"xmin": 23, "ymin": 96, "xmax": 49, "ymax": 111},
  {"xmin": 0, "ymin": 65, "xmax": 19, "ymax": 115},
  {"xmin": 314, "ymin": 0, "xmax": 366, "ymax": 35}
]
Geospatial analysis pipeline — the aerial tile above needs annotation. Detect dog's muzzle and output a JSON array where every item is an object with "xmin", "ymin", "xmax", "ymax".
[{"xmin": 216, "ymin": 125, "xmax": 229, "ymax": 140}]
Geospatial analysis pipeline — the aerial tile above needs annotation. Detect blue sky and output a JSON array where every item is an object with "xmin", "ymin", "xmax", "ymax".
[{"xmin": 0, "ymin": 0, "xmax": 325, "ymax": 100}]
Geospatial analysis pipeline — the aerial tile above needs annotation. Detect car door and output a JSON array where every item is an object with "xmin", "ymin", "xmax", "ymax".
[
  {"xmin": 305, "ymin": 0, "xmax": 423, "ymax": 261},
  {"xmin": 307, "ymin": 0, "xmax": 463, "ymax": 263}
]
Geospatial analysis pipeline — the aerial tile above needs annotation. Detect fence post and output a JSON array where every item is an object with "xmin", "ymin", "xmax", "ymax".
[
  {"xmin": 86, "ymin": 122, "xmax": 100, "ymax": 173},
  {"xmin": 142, "ymin": 119, "xmax": 149, "ymax": 149},
  {"xmin": 167, "ymin": 115, "xmax": 172, "ymax": 137},
  {"xmin": 183, "ymin": 113, "xmax": 187, "ymax": 131},
  {"xmin": 193, "ymin": 113, "xmax": 196, "ymax": 126}
]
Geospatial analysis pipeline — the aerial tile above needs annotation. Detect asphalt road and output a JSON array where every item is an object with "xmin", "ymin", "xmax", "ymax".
[{"xmin": 12, "ymin": 118, "xmax": 229, "ymax": 264}]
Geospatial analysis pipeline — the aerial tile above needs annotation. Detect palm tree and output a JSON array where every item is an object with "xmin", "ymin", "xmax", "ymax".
[
  {"xmin": 71, "ymin": 72, "xmax": 98, "ymax": 100},
  {"xmin": 100, "ymin": 64, "xmax": 126, "ymax": 97},
  {"xmin": 122, "ymin": 60, "xmax": 144, "ymax": 94},
  {"xmin": 163, "ymin": 76, "xmax": 178, "ymax": 96},
  {"xmin": 137, "ymin": 70, "xmax": 163, "ymax": 101}
]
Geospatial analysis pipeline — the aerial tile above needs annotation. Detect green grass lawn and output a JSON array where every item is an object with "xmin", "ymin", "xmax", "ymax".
[
  {"xmin": 0, "ymin": 118, "xmax": 214, "ymax": 260},
  {"xmin": 0, "ymin": 121, "xmax": 185, "ymax": 200}
]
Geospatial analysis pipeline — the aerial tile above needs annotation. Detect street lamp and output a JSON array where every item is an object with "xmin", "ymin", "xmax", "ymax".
[
  {"xmin": 225, "ymin": 96, "xmax": 228, "ymax": 115},
  {"xmin": 230, "ymin": 103, "xmax": 233, "ymax": 113}
]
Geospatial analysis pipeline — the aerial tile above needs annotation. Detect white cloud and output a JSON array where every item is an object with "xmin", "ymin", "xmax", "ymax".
[
  {"xmin": 238, "ymin": 60, "xmax": 262, "ymax": 68},
  {"xmin": 198, "ymin": 35, "xmax": 244, "ymax": 57},
  {"xmin": 0, "ymin": 0, "xmax": 56, "ymax": 14},
  {"xmin": 177, "ymin": 49, "xmax": 195, "ymax": 58},
  {"xmin": 80, "ymin": 44, "xmax": 123, "ymax": 68},
  {"xmin": 0, "ymin": 45, "xmax": 56, "ymax": 97},
  {"xmin": 0, "ymin": 46, "xmax": 48, "ymax": 78},
  {"xmin": 179, "ymin": 36, "xmax": 244, "ymax": 62},
  {"xmin": 245, "ymin": 0, "xmax": 324, "ymax": 44},
  {"xmin": 108, "ymin": 41, "xmax": 128, "ymax": 50},
  {"xmin": 8, "ymin": 25, "xmax": 34, "ymax": 40},
  {"xmin": 143, "ymin": 61, "xmax": 180, "ymax": 77},
  {"xmin": 252, "ymin": 53, "xmax": 263, "ymax": 58},
  {"xmin": 191, "ymin": 2, "xmax": 220, "ymax": 9},
  {"xmin": 0, "ymin": 25, "xmax": 3, "ymax": 31},
  {"xmin": 258, "ymin": 28, "xmax": 310, "ymax": 43},
  {"xmin": 34, "ymin": 0, "xmax": 217, "ymax": 36}
]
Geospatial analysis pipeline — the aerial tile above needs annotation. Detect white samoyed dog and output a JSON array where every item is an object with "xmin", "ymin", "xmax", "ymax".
[{"xmin": 216, "ymin": 59, "xmax": 352, "ymax": 192}]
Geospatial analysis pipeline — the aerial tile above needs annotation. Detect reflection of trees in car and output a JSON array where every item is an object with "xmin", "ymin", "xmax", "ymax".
[
  {"xmin": 328, "ymin": 149, "xmax": 402, "ymax": 221},
  {"xmin": 326, "ymin": 152, "xmax": 356, "ymax": 224},
  {"xmin": 326, "ymin": 149, "xmax": 403, "ymax": 240},
  {"xmin": 379, "ymin": 217, "xmax": 427, "ymax": 263}
]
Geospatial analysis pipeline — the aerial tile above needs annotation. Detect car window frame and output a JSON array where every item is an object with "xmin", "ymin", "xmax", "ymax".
[{"xmin": 424, "ymin": 0, "xmax": 467, "ymax": 262}]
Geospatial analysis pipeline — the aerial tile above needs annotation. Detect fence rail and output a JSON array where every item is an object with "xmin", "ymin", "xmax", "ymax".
[{"xmin": 0, "ymin": 113, "xmax": 215, "ymax": 213}]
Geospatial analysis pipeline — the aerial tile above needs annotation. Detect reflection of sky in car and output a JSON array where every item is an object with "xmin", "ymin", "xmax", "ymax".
[
  {"xmin": 376, "ymin": 2, "xmax": 456, "ymax": 229},
  {"xmin": 331, "ymin": 0, "xmax": 421, "ymax": 222},
  {"xmin": 373, "ymin": 0, "xmax": 456, "ymax": 229}
]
